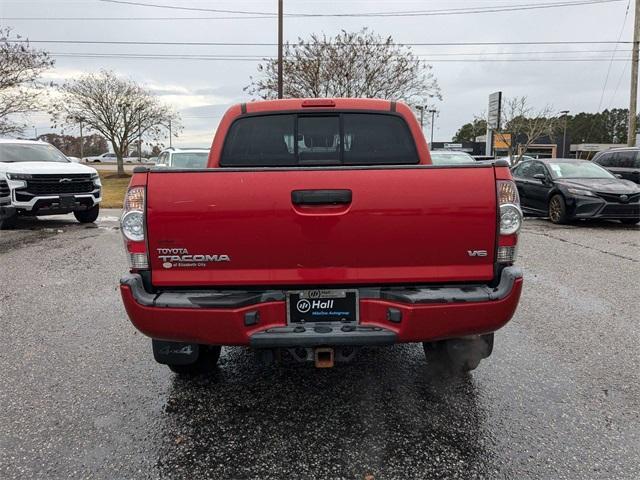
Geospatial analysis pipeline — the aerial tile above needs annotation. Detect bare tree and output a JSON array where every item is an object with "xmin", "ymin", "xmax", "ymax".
[
  {"xmin": 496, "ymin": 96, "xmax": 558, "ymax": 163},
  {"xmin": 53, "ymin": 70, "xmax": 180, "ymax": 176},
  {"xmin": 246, "ymin": 28, "xmax": 441, "ymax": 106},
  {"xmin": 0, "ymin": 27, "xmax": 54, "ymax": 135}
]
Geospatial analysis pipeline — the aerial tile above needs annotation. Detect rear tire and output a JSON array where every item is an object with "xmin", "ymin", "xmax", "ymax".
[
  {"xmin": 74, "ymin": 205, "xmax": 100, "ymax": 223},
  {"xmin": 423, "ymin": 334, "xmax": 493, "ymax": 373},
  {"xmin": 168, "ymin": 345, "xmax": 222, "ymax": 375},
  {"xmin": 620, "ymin": 218, "xmax": 639, "ymax": 225},
  {"xmin": 548, "ymin": 194, "xmax": 569, "ymax": 224}
]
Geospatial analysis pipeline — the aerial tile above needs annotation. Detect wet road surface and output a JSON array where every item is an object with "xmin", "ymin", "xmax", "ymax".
[{"xmin": 1, "ymin": 212, "xmax": 638, "ymax": 479}]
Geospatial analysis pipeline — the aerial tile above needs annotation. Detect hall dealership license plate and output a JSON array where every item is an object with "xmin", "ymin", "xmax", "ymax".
[{"xmin": 287, "ymin": 289, "xmax": 359, "ymax": 324}]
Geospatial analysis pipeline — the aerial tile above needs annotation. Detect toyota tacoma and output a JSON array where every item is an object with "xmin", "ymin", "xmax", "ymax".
[{"xmin": 119, "ymin": 98, "xmax": 523, "ymax": 374}]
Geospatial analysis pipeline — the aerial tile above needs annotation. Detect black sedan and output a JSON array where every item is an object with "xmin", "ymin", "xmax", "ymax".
[{"xmin": 511, "ymin": 158, "xmax": 640, "ymax": 225}]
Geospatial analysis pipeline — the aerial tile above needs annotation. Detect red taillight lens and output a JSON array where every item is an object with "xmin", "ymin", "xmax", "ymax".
[
  {"xmin": 121, "ymin": 187, "xmax": 148, "ymax": 270},
  {"xmin": 496, "ymin": 180, "xmax": 522, "ymax": 264}
]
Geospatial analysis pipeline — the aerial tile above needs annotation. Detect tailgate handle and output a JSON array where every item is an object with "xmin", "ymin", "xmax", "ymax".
[{"xmin": 291, "ymin": 189, "xmax": 352, "ymax": 206}]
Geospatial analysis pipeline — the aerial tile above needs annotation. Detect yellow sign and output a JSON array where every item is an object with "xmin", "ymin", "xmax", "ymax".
[{"xmin": 494, "ymin": 133, "xmax": 511, "ymax": 149}]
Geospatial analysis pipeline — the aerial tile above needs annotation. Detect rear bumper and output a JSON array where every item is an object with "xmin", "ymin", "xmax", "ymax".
[{"xmin": 120, "ymin": 267, "xmax": 523, "ymax": 347}]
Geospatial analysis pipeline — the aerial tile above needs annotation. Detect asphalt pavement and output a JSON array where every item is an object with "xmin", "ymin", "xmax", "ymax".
[{"xmin": 0, "ymin": 211, "xmax": 638, "ymax": 479}]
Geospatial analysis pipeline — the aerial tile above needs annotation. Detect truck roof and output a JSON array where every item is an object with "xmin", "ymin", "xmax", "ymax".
[{"xmin": 235, "ymin": 98, "xmax": 398, "ymax": 114}]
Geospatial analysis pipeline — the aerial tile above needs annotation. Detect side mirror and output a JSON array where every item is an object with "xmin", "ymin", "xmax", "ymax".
[
  {"xmin": 614, "ymin": 174, "xmax": 623, "ymax": 179},
  {"xmin": 533, "ymin": 173, "xmax": 547, "ymax": 181}
]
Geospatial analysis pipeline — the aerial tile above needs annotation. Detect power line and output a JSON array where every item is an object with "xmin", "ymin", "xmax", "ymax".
[
  {"xmin": 610, "ymin": 58, "xmax": 632, "ymax": 105},
  {"xmin": 95, "ymin": 0, "xmax": 622, "ymax": 17},
  {"xmin": 47, "ymin": 49, "xmax": 633, "ymax": 58},
  {"xmin": 2, "ymin": 16, "xmax": 277, "ymax": 21},
  {"xmin": 48, "ymin": 53, "xmax": 632, "ymax": 62},
  {"xmin": 13, "ymin": 39, "xmax": 635, "ymax": 47},
  {"xmin": 597, "ymin": 0, "xmax": 631, "ymax": 111}
]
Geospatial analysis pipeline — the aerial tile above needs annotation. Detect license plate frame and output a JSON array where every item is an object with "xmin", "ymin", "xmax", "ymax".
[
  {"xmin": 58, "ymin": 195, "xmax": 76, "ymax": 208},
  {"xmin": 286, "ymin": 289, "xmax": 359, "ymax": 324}
]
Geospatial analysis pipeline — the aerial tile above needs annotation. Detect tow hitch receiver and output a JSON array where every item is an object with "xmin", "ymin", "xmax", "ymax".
[{"xmin": 314, "ymin": 347, "xmax": 335, "ymax": 368}]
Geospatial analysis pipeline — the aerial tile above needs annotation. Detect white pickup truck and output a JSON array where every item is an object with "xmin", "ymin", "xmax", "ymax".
[{"xmin": 0, "ymin": 139, "xmax": 102, "ymax": 229}]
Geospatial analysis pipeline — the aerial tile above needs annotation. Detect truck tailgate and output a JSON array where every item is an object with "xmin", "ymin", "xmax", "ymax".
[{"xmin": 146, "ymin": 167, "xmax": 497, "ymax": 287}]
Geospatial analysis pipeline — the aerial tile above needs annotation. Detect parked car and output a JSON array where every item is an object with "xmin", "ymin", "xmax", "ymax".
[
  {"xmin": 497, "ymin": 155, "xmax": 535, "ymax": 166},
  {"xmin": 592, "ymin": 147, "xmax": 640, "ymax": 184},
  {"xmin": 85, "ymin": 152, "xmax": 117, "ymax": 163},
  {"xmin": 119, "ymin": 98, "xmax": 524, "ymax": 375},
  {"xmin": 155, "ymin": 147, "xmax": 210, "ymax": 169},
  {"xmin": 85, "ymin": 152, "xmax": 145, "ymax": 163},
  {"xmin": 0, "ymin": 139, "xmax": 102, "ymax": 229},
  {"xmin": 511, "ymin": 158, "xmax": 640, "ymax": 224},
  {"xmin": 430, "ymin": 150, "xmax": 476, "ymax": 165}
]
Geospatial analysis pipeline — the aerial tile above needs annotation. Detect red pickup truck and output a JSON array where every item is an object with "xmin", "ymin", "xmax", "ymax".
[{"xmin": 119, "ymin": 98, "xmax": 523, "ymax": 374}]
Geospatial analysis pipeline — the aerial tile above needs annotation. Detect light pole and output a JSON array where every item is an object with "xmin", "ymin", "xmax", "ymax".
[
  {"xmin": 427, "ymin": 109, "xmax": 437, "ymax": 145},
  {"xmin": 560, "ymin": 110, "xmax": 570, "ymax": 158},
  {"xmin": 415, "ymin": 105, "xmax": 425, "ymax": 130},
  {"xmin": 277, "ymin": 0, "xmax": 283, "ymax": 99},
  {"xmin": 138, "ymin": 112, "xmax": 142, "ymax": 163},
  {"xmin": 80, "ymin": 120, "xmax": 83, "ymax": 161}
]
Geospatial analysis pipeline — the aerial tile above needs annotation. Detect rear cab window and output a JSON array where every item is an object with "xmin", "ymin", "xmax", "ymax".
[{"xmin": 220, "ymin": 113, "xmax": 418, "ymax": 167}]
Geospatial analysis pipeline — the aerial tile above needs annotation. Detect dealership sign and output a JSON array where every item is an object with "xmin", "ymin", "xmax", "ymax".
[{"xmin": 488, "ymin": 91, "xmax": 502, "ymax": 130}]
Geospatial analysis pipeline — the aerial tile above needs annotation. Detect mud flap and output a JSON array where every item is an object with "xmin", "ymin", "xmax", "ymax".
[{"xmin": 152, "ymin": 340, "xmax": 199, "ymax": 365}]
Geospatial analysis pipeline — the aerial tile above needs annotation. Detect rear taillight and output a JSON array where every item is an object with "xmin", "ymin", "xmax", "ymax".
[
  {"xmin": 121, "ymin": 186, "xmax": 149, "ymax": 270},
  {"xmin": 496, "ymin": 180, "xmax": 522, "ymax": 264}
]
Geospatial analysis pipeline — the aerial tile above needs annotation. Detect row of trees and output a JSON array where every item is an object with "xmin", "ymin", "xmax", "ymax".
[
  {"xmin": 454, "ymin": 107, "xmax": 634, "ymax": 145},
  {"xmin": 38, "ymin": 133, "xmax": 108, "ymax": 158},
  {"xmin": 1, "ymin": 27, "xmax": 180, "ymax": 176},
  {"xmin": 453, "ymin": 100, "xmax": 635, "ymax": 161}
]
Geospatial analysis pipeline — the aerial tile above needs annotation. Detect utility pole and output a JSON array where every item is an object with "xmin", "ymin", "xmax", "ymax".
[
  {"xmin": 138, "ymin": 113, "xmax": 142, "ymax": 163},
  {"xmin": 428, "ymin": 109, "xmax": 437, "ymax": 145},
  {"xmin": 168, "ymin": 119, "xmax": 173, "ymax": 148},
  {"xmin": 277, "ymin": 0, "xmax": 284, "ymax": 99},
  {"xmin": 560, "ymin": 110, "xmax": 569, "ymax": 157},
  {"xmin": 628, "ymin": 0, "xmax": 640, "ymax": 146},
  {"xmin": 79, "ymin": 119, "xmax": 84, "ymax": 162}
]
